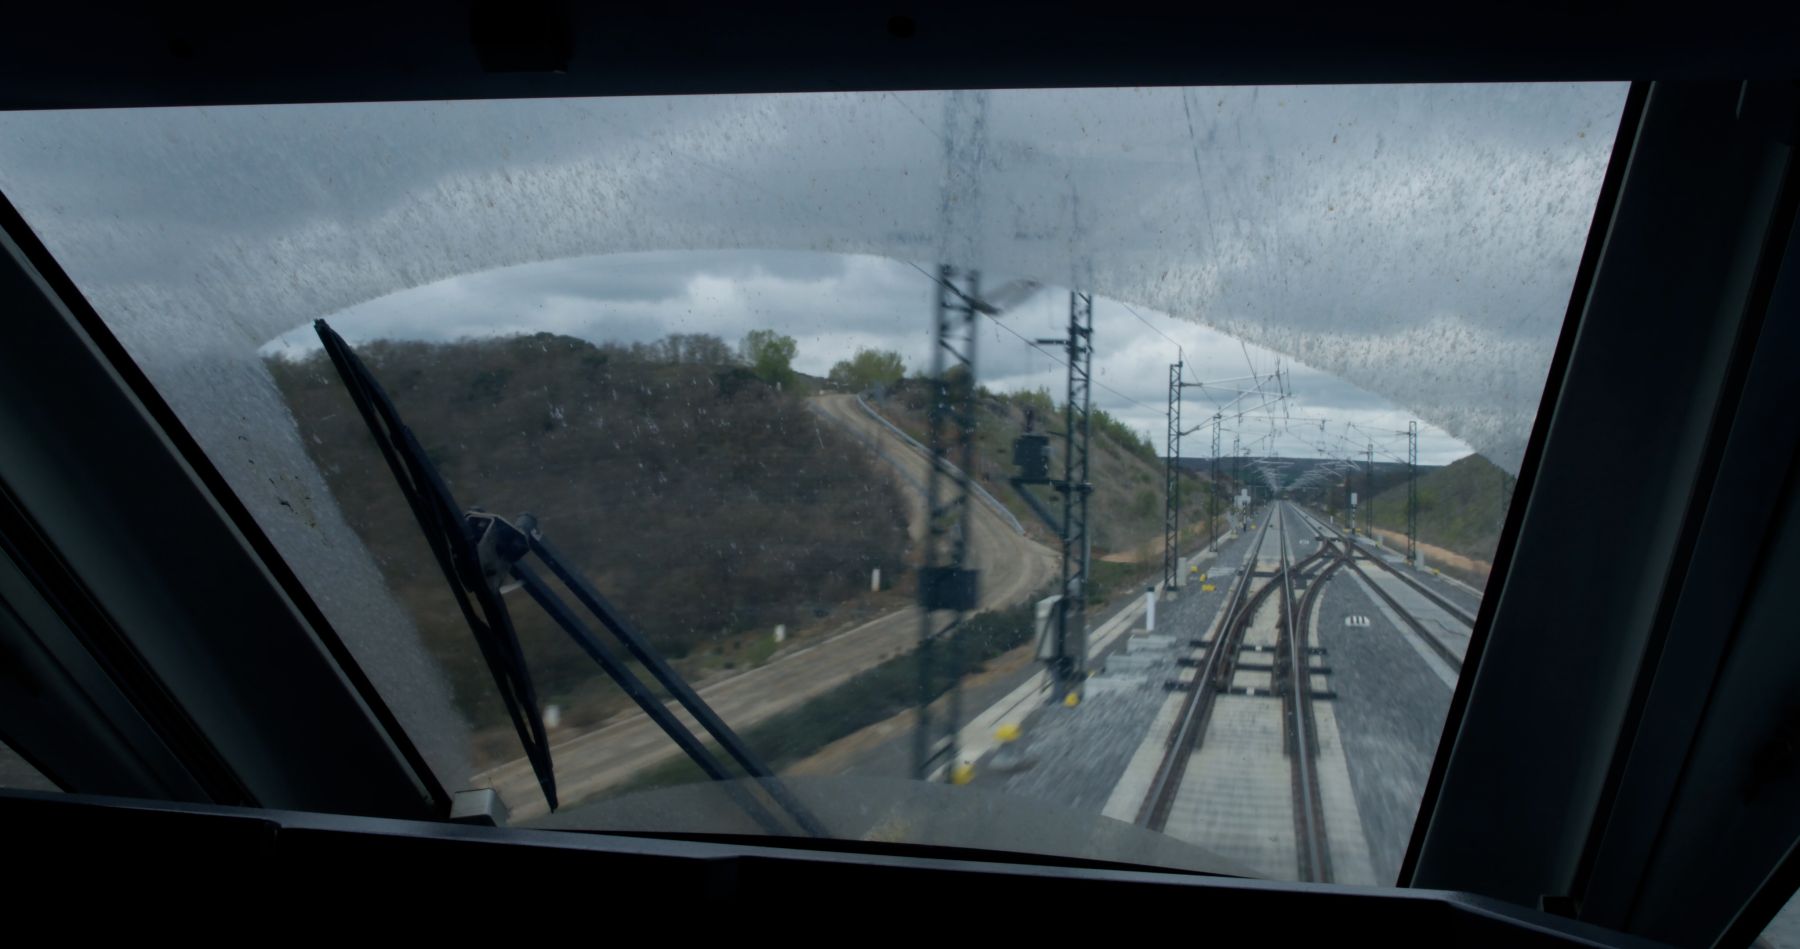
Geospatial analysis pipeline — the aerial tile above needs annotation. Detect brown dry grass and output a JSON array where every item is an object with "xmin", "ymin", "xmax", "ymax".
[{"xmin": 1370, "ymin": 526, "xmax": 1491, "ymax": 586}]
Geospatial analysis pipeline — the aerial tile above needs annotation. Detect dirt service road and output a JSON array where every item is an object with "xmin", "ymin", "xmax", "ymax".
[{"xmin": 475, "ymin": 393, "xmax": 1057, "ymax": 819}]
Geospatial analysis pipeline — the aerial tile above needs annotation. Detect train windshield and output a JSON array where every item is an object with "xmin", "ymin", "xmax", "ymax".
[{"xmin": 0, "ymin": 82, "xmax": 1627, "ymax": 881}]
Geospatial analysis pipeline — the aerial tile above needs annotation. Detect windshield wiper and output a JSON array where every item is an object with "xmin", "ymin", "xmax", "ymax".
[{"xmin": 314, "ymin": 319, "xmax": 825, "ymax": 838}]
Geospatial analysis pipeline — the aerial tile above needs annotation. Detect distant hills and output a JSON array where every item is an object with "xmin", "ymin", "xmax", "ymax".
[
  {"xmin": 1367, "ymin": 452, "xmax": 1513, "ymax": 568},
  {"xmin": 871, "ymin": 381, "xmax": 1216, "ymax": 561},
  {"xmin": 1174, "ymin": 454, "xmax": 1434, "ymax": 491},
  {"xmin": 1174, "ymin": 450, "xmax": 1512, "ymax": 574}
]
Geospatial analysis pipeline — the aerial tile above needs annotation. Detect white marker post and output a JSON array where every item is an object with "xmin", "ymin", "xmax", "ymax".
[
  {"xmin": 871, "ymin": 567, "xmax": 881, "ymax": 592},
  {"xmin": 774, "ymin": 624, "xmax": 786, "ymax": 643},
  {"xmin": 1034, "ymin": 594, "xmax": 1064, "ymax": 660},
  {"xmin": 1144, "ymin": 587, "xmax": 1157, "ymax": 632}
]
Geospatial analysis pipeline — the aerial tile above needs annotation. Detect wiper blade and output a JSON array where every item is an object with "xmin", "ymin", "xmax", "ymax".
[
  {"xmin": 315, "ymin": 321, "xmax": 555, "ymax": 807},
  {"xmin": 314, "ymin": 320, "xmax": 824, "ymax": 838}
]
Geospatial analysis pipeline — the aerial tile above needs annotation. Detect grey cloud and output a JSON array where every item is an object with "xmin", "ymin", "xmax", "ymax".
[
  {"xmin": 0, "ymin": 83, "xmax": 1620, "ymax": 477},
  {"xmin": 281, "ymin": 248, "xmax": 1478, "ymax": 464}
]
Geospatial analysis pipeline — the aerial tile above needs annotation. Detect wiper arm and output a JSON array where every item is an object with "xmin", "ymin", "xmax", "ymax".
[
  {"xmin": 314, "ymin": 321, "xmax": 556, "ymax": 807},
  {"xmin": 314, "ymin": 320, "xmax": 824, "ymax": 838},
  {"xmin": 472, "ymin": 511, "xmax": 827, "ymax": 837}
]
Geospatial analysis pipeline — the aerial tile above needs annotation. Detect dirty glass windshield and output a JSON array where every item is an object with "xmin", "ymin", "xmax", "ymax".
[{"xmin": 0, "ymin": 83, "xmax": 1626, "ymax": 881}]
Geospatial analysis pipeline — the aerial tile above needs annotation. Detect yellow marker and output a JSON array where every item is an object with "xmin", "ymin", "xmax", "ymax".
[
  {"xmin": 1064, "ymin": 692, "xmax": 1080, "ymax": 708},
  {"xmin": 1201, "ymin": 583, "xmax": 1216, "ymax": 592},
  {"xmin": 951, "ymin": 762, "xmax": 975, "ymax": 785},
  {"xmin": 995, "ymin": 723, "xmax": 1021, "ymax": 743}
]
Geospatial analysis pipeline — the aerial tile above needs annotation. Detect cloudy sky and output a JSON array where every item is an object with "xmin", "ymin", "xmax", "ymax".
[
  {"xmin": 1, "ymin": 82, "xmax": 1626, "ymax": 477},
  {"xmin": 263, "ymin": 249, "xmax": 1476, "ymax": 465}
]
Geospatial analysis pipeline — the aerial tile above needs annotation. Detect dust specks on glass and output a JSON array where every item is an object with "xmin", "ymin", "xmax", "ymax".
[{"xmin": 0, "ymin": 83, "xmax": 1626, "ymax": 878}]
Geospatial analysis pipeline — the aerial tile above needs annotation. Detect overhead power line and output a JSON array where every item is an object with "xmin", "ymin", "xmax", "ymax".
[
  {"xmin": 1117, "ymin": 301, "xmax": 1185, "ymax": 351},
  {"xmin": 904, "ymin": 260, "xmax": 1156, "ymax": 412},
  {"xmin": 985, "ymin": 311, "xmax": 1157, "ymax": 411}
]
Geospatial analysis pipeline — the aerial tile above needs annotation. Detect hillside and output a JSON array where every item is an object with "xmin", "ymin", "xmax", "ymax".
[
  {"xmin": 1366, "ymin": 452, "xmax": 1514, "ymax": 570},
  {"xmin": 865, "ymin": 380, "xmax": 1220, "ymax": 565},
  {"xmin": 267, "ymin": 334, "xmax": 911, "ymax": 740}
]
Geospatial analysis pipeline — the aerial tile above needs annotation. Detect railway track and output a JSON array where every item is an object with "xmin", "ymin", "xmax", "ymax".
[
  {"xmin": 1283, "ymin": 515, "xmax": 1348, "ymax": 883},
  {"xmin": 1289, "ymin": 505, "xmax": 1470, "ymax": 674},
  {"xmin": 1137, "ymin": 503, "xmax": 1343, "ymax": 882},
  {"xmin": 1136, "ymin": 512, "xmax": 1271, "ymax": 831}
]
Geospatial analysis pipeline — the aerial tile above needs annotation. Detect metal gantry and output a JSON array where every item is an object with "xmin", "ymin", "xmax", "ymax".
[
  {"xmin": 1365, "ymin": 443, "xmax": 1376, "ymax": 538},
  {"xmin": 1164, "ymin": 360, "xmax": 1183, "ymax": 590},
  {"xmin": 1407, "ymin": 419, "xmax": 1419, "ymax": 565},
  {"xmin": 1165, "ymin": 365, "xmax": 1282, "ymax": 586},
  {"xmin": 1005, "ymin": 289, "xmax": 1095, "ymax": 700},
  {"xmin": 1232, "ymin": 431, "xmax": 1243, "ymax": 489},
  {"xmin": 1204, "ymin": 403, "xmax": 1436, "ymax": 566},
  {"xmin": 1053, "ymin": 290, "xmax": 1094, "ymax": 697},
  {"xmin": 913, "ymin": 264, "xmax": 981, "ymax": 782},
  {"xmin": 1209, "ymin": 412, "xmax": 1222, "ymax": 550},
  {"xmin": 1295, "ymin": 419, "xmax": 1431, "ymax": 556},
  {"xmin": 908, "ymin": 86, "xmax": 997, "ymax": 783}
]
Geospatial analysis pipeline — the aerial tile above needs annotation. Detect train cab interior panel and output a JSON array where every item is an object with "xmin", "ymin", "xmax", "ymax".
[{"xmin": 1, "ymin": 5, "xmax": 1798, "ymax": 944}]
